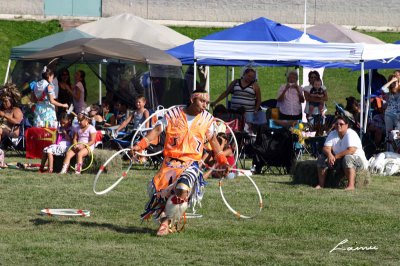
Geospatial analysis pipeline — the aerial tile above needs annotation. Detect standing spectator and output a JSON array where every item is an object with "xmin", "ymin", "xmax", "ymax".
[
  {"xmin": 66, "ymin": 70, "xmax": 87, "ymax": 113},
  {"xmin": 211, "ymin": 68, "xmax": 261, "ymax": 126},
  {"xmin": 277, "ymin": 70, "xmax": 305, "ymax": 121},
  {"xmin": 303, "ymin": 71, "xmax": 328, "ymax": 119},
  {"xmin": 33, "ymin": 67, "xmax": 68, "ymax": 127},
  {"xmin": 382, "ymin": 74, "xmax": 400, "ymax": 150},
  {"xmin": 57, "ymin": 69, "xmax": 73, "ymax": 108}
]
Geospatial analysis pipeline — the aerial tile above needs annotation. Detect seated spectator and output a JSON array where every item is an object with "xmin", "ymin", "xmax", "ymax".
[
  {"xmin": 39, "ymin": 112, "xmax": 73, "ymax": 173},
  {"xmin": 276, "ymin": 70, "xmax": 305, "ymax": 121},
  {"xmin": 115, "ymin": 101, "xmax": 129, "ymax": 125},
  {"xmin": 203, "ymin": 132, "xmax": 235, "ymax": 179},
  {"xmin": 88, "ymin": 104, "xmax": 104, "ymax": 130},
  {"xmin": 101, "ymin": 101, "xmax": 116, "ymax": 127},
  {"xmin": 0, "ymin": 83, "xmax": 23, "ymax": 142},
  {"xmin": 345, "ymin": 96, "xmax": 361, "ymax": 129},
  {"xmin": 316, "ymin": 116, "xmax": 368, "ymax": 190},
  {"xmin": 116, "ymin": 95, "xmax": 149, "ymax": 135},
  {"xmin": 60, "ymin": 112, "xmax": 97, "ymax": 174}
]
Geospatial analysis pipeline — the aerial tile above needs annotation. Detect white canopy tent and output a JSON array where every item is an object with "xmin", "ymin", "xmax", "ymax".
[{"xmin": 193, "ymin": 39, "xmax": 400, "ymax": 133}]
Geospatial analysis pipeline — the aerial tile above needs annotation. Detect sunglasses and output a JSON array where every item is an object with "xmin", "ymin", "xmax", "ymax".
[{"xmin": 335, "ymin": 122, "xmax": 346, "ymax": 126}]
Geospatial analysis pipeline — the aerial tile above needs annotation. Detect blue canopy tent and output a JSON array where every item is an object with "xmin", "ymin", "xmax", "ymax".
[{"xmin": 166, "ymin": 17, "xmax": 325, "ymax": 66}]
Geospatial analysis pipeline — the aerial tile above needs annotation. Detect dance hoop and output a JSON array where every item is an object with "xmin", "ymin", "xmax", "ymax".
[
  {"xmin": 130, "ymin": 107, "xmax": 167, "ymax": 157},
  {"xmin": 185, "ymin": 212, "xmax": 203, "ymax": 219},
  {"xmin": 93, "ymin": 148, "xmax": 134, "ymax": 195},
  {"xmin": 40, "ymin": 208, "xmax": 90, "ymax": 217},
  {"xmin": 219, "ymin": 168, "xmax": 263, "ymax": 219},
  {"xmin": 67, "ymin": 142, "xmax": 94, "ymax": 172},
  {"xmin": 202, "ymin": 118, "xmax": 239, "ymax": 172}
]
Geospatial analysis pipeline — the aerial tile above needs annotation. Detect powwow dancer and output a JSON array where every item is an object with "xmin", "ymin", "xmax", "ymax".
[{"xmin": 132, "ymin": 89, "xmax": 230, "ymax": 236}]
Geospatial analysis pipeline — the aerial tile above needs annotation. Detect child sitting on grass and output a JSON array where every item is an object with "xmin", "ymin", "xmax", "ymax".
[
  {"xmin": 39, "ymin": 112, "xmax": 73, "ymax": 173},
  {"xmin": 60, "ymin": 112, "xmax": 97, "ymax": 174}
]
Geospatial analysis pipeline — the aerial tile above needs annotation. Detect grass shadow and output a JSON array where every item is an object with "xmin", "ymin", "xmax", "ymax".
[{"xmin": 30, "ymin": 218, "xmax": 155, "ymax": 235}]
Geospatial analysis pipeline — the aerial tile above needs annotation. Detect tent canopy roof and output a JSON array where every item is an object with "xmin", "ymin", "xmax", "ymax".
[
  {"xmin": 77, "ymin": 13, "xmax": 192, "ymax": 50},
  {"xmin": 22, "ymin": 38, "xmax": 182, "ymax": 66},
  {"xmin": 194, "ymin": 40, "xmax": 400, "ymax": 64},
  {"xmin": 167, "ymin": 17, "xmax": 326, "ymax": 65},
  {"xmin": 10, "ymin": 29, "xmax": 93, "ymax": 60},
  {"xmin": 306, "ymin": 22, "xmax": 384, "ymax": 44}
]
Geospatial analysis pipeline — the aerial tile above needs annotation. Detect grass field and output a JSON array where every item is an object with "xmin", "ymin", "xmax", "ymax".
[{"xmin": 1, "ymin": 153, "xmax": 400, "ymax": 265}]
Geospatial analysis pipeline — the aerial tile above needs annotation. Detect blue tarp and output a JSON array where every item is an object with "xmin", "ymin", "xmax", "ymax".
[{"xmin": 166, "ymin": 17, "xmax": 325, "ymax": 66}]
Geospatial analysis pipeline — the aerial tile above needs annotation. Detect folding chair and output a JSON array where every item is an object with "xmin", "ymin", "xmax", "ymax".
[{"xmin": 1, "ymin": 118, "xmax": 29, "ymax": 156}]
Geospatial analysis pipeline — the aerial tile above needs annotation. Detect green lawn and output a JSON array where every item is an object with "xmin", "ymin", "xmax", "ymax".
[{"xmin": 0, "ymin": 154, "xmax": 399, "ymax": 265}]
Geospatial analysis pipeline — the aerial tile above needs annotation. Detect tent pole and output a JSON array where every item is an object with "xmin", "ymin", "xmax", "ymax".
[
  {"xmin": 4, "ymin": 59, "xmax": 11, "ymax": 84},
  {"xmin": 363, "ymin": 70, "xmax": 372, "ymax": 133},
  {"xmin": 205, "ymin": 66, "xmax": 210, "ymax": 92},
  {"xmin": 226, "ymin": 67, "xmax": 229, "ymax": 107},
  {"xmin": 99, "ymin": 64, "xmax": 102, "ymax": 105},
  {"xmin": 360, "ymin": 61, "xmax": 365, "ymax": 136},
  {"xmin": 193, "ymin": 60, "xmax": 197, "ymax": 91}
]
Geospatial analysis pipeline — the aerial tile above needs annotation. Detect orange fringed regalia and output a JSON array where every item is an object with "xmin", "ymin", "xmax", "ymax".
[{"xmin": 152, "ymin": 106, "xmax": 214, "ymax": 192}]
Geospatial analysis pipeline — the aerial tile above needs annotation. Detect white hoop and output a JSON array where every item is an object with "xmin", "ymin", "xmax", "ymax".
[
  {"xmin": 130, "ymin": 108, "xmax": 167, "ymax": 157},
  {"xmin": 219, "ymin": 168, "xmax": 263, "ymax": 219},
  {"xmin": 93, "ymin": 148, "xmax": 134, "ymax": 195},
  {"xmin": 40, "ymin": 208, "xmax": 90, "ymax": 217},
  {"xmin": 184, "ymin": 213, "xmax": 203, "ymax": 219},
  {"xmin": 202, "ymin": 118, "xmax": 239, "ymax": 172}
]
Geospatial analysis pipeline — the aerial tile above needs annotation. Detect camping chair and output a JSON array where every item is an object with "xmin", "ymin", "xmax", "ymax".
[
  {"xmin": 251, "ymin": 124, "xmax": 295, "ymax": 175},
  {"xmin": 218, "ymin": 109, "xmax": 250, "ymax": 168},
  {"xmin": 1, "ymin": 118, "xmax": 29, "ymax": 156}
]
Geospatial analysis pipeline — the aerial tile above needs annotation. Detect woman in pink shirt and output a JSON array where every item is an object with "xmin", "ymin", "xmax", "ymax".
[
  {"xmin": 66, "ymin": 70, "xmax": 87, "ymax": 113},
  {"xmin": 276, "ymin": 70, "xmax": 305, "ymax": 121}
]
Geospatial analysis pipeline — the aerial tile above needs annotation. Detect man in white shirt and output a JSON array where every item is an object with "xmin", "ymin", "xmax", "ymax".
[{"xmin": 316, "ymin": 116, "xmax": 368, "ymax": 190}]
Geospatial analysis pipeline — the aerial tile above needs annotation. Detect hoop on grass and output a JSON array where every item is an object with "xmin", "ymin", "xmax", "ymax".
[
  {"xmin": 201, "ymin": 118, "xmax": 239, "ymax": 172},
  {"xmin": 219, "ymin": 168, "xmax": 263, "ymax": 219},
  {"xmin": 93, "ymin": 148, "xmax": 134, "ymax": 195},
  {"xmin": 40, "ymin": 208, "xmax": 90, "ymax": 217},
  {"xmin": 67, "ymin": 142, "xmax": 94, "ymax": 172},
  {"xmin": 184, "ymin": 212, "xmax": 203, "ymax": 219}
]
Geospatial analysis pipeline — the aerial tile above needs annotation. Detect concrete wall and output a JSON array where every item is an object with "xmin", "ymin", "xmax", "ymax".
[{"xmin": 1, "ymin": 0, "xmax": 399, "ymax": 29}]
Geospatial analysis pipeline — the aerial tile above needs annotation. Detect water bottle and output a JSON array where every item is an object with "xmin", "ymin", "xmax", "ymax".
[
  {"xmin": 73, "ymin": 117, "xmax": 79, "ymax": 129},
  {"xmin": 92, "ymin": 118, "xmax": 96, "ymax": 127}
]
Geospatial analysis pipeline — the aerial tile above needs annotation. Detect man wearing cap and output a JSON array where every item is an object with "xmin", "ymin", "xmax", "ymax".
[{"xmin": 132, "ymin": 88, "xmax": 230, "ymax": 236}]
